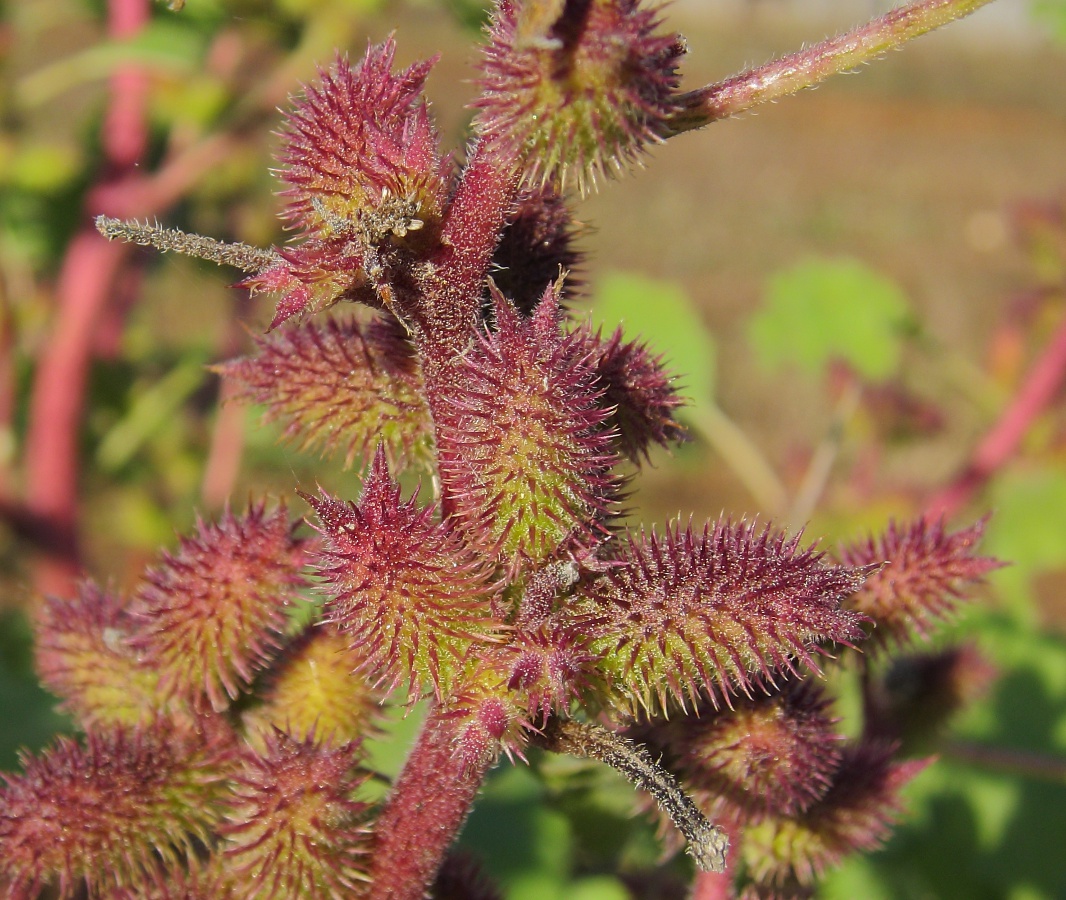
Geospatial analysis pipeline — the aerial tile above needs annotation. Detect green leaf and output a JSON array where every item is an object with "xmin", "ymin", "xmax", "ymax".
[
  {"xmin": 95, "ymin": 353, "xmax": 210, "ymax": 472},
  {"xmin": 1032, "ymin": 0, "xmax": 1066, "ymax": 43},
  {"xmin": 748, "ymin": 257, "xmax": 912, "ymax": 380},
  {"xmin": 591, "ymin": 271, "xmax": 716, "ymax": 411},
  {"xmin": 986, "ymin": 465, "xmax": 1066, "ymax": 623}
]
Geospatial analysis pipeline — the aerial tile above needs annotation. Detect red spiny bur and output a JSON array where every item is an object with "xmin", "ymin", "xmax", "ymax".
[
  {"xmin": 431, "ymin": 853, "xmax": 504, "ymax": 900},
  {"xmin": 838, "ymin": 516, "xmax": 1002, "ymax": 649},
  {"xmin": 111, "ymin": 858, "xmax": 231, "ymax": 900},
  {"xmin": 219, "ymin": 731, "xmax": 372, "ymax": 899},
  {"xmin": 572, "ymin": 323, "xmax": 686, "ymax": 463},
  {"xmin": 366, "ymin": 710, "xmax": 498, "ymax": 900},
  {"xmin": 129, "ymin": 503, "xmax": 309, "ymax": 713},
  {"xmin": 473, "ymin": 0, "xmax": 688, "ymax": 193},
  {"xmin": 862, "ymin": 643, "xmax": 998, "ymax": 746},
  {"xmin": 504, "ymin": 620, "xmax": 599, "ymax": 723},
  {"xmin": 435, "ymin": 282, "xmax": 620, "ymax": 567},
  {"xmin": 643, "ymin": 681, "xmax": 845, "ymax": 834},
  {"xmin": 35, "ymin": 581, "xmax": 181, "ymax": 729},
  {"xmin": 216, "ymin": 315, "xmax": 432, "ymax": 472},
  {"xmin": 738, "ymin": 742, "xmax": 930, "ymax": 890},
  {"xmin": 277, "ymin": 43, "xmax": 447, "ymax": 234},
  {"xmin": 489, "ymin": 185, "xmax": 585, "ymax": 314},
  {"xmin": 0, "ymin": 727, "xmax": 231, "ymax": 899},
  {"xmin": 310, "ymin": 448, "xmax": 500, "ymax": 704},
  {"xmin": 572, "ymin": 521, "xmax": 869, "ymax": 714},
  {"xmin": 244, "ymin": 42, "xmax": 450, "ymax": 329}
]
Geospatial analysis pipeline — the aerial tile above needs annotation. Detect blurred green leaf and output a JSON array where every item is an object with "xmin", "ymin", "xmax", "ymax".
[
  {"xmin": 986, "ymin": 466, "xmax": 1066, "ymax": 623},
  {"xmin": 20, "ymin": 20, "xmax": 206, "ymax": 106},
  {"xmin": 95, "ymin": 353, "xmax": 210, "ymax": 472},
  {"xmin": 0, "ymin": 612, "xmax": 69, "ymax": 770},
  {"xmin": 749, "ymin": 257, "xmax": 912, "ymax": 380},
  {"xmin": 3, "ymin": 143, "xmax": 79, "ymax": 192},
  {"xmin": 591, "ymin": 270, "xmax": 716, "ymax": 411},
  {"xmin": 1031, "ymin": 0, "xmax": 1066, "ymax": 42},
  {"xmin": 460, "ymin": 764, "xmax": 573, "ymax": 893}
]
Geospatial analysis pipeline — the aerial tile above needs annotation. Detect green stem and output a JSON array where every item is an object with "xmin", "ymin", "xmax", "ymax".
[
  {"xmin": 667, "ymin": 0, "xmax": 999, "ymax": 132},
  {"xmin": 688, "ymin": 403, "xmax": 788, "ymax": 517}
]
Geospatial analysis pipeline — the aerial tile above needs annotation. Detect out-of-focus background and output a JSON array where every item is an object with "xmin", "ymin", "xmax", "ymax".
[{"xmin": 2, "ymin": 1, "xmax": 1066, "ymax": 897}]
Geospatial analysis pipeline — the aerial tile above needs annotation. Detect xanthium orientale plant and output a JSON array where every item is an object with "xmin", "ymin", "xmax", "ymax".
[{"xmin": 0, "ymin": 1, "xmax": 1005, "ymax": 898}]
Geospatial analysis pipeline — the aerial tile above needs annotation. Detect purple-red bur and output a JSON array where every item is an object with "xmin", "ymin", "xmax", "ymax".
[
  {"xmin": 571, "ymin": 520, "xmax": 868, "ymax": 713},
  {"xmin": 741, "ymin": 741, "xmax": 930, "ymax": 887},
  {"xmin": 504, "ymin": 620, "xmax": 599, "ymax": 722},
  {"xmin": 129, "ymin": 502, "xmax": 309, "ymax": 713},
  {"xmin": 311, "ymin": 447, "xmax": 498, "ymax": 703},
  {"xmin": 241, "ymin": 240, "xmax": 376, "ymax": 330},
  {"xmin": 0, "ymin": 726, "xmax": 230, "ymax": 899},
  {"xmin": 220, "ymin": 730, "xmax": 371, "ymax": 899},
  {"xmin": 111, "ymin": 858, "xmax": 231, "ymax": 900},
  {"xmin": 278, "ymin": 42, "xmax": 447, "ymax": 234},
  {"xmin": 435, "ymin": 283, "xmax": 620, "ymax": 566},
  {"xmin": 667, "ymin": 680, "xmax": 845, "ymax": 822},
  {"xmin": 217, "ymin": 314, "xmax": 432, "ymax": 471},
  {"xmin": 34, "ymin": 581, "xmax": 179, "ymax": 729},
  {"xmin": 474, "ymin": 0, "xmax": 688, "ymax": 192},
  {"xmin": 838, "ymin": 516, "xmax": 1001, "ymax": 649},
  {"xmin": 863, "ymin": 642, "xmax": 998, "ymax": 746},
  {"xmin": 432, "ymin": 852, "xmax": 504, "ymax": 900},
  {"xmin": 572, "ymin": 323, "xmax": 686, "ymax": 462},
  {"xmin": 489, "ymin": 186, "xmax": 584, "ymax": 315}
]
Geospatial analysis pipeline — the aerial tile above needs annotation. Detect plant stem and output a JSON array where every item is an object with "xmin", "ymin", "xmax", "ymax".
[
  {"xmin": 944, "ymin": 739, "xmax": 1066, "ymax": 783},
  {"xmin": 536, "ymin": 719, "xmax": 728, "ymax": 873},
  {"xmin": 688, "ymin": 403, "xmax": 788, "ymax": 517},
  {"xmin": 666, "ymin": 0, "xmax": 999, "ymax": 132},
  {"xmin": 366, "ymin": 709, "xmax": 497, "ymax": 900},
  {"xmin": 928, "ymin": 309, "xmax": 1066, "ymax": 518},
  {"xmin": 419, "ymin": 145, "xmax": 519, "ymax": 360}
]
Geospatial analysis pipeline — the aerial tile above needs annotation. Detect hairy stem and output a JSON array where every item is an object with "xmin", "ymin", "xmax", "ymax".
[
  {"xmin": 95, "ymin": 216, "xmax": 276, "ymax": 272},
  {"xmin": 536, "ymin": 719, "xmax": 728, "ymax": 873},
  {"xmin": 666, "ymin": 0, "xmax": 999, "ymax": 132},
  {"xmin": 419, "ymin": 144, "xmax": 519, "ymax": 362},
  {"xmin": 367, "ymin": 709, "xmax": 497, "ymax": 900}
]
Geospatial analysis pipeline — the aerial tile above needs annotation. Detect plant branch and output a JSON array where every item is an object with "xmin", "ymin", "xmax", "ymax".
[
  {"xmin": 927, "ymin": 310, "xmax": 1066, "ymax": 518},
  {"xmin": 688, "ymin": 402, "xmax": 788, "ymax": 517},
  {"xmin": 944, "ymin": 739, "xmax": 1066, "ymax": 782},
  {"xmin": 666, "ymin": 0, "xmax": 998, "ymax": 133},
  {"xmin": 535, "ymin": 718, "xmax": 729, "ymax": 874}
]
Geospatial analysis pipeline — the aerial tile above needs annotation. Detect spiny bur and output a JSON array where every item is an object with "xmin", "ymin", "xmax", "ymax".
[{"xmin": 6, "ymin": 1, "xmax": 1006, "ymax": 897}]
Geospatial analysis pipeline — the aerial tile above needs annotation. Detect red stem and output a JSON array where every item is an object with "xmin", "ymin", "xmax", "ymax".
[
  {"xmin": 25, "ymin": 235, "xmax": 131, "ymax": 590},
  {"xmin": 22, "ymin": 0, "xmax": 150, "ymax": 593},
  {"xmin": 419, "ymin": 145, "xmax": 518, "ymax": 363},
  {"xmin": 927, "ymin": 311, "xmax": 1066, "ymax": 518},
  {"xmin": 367, "ymin": 710, "xmax": 496, "ymax": 900},
  {"xmin": 668, "ymin": 0, "xmax": 997, "ymax": 131}
]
